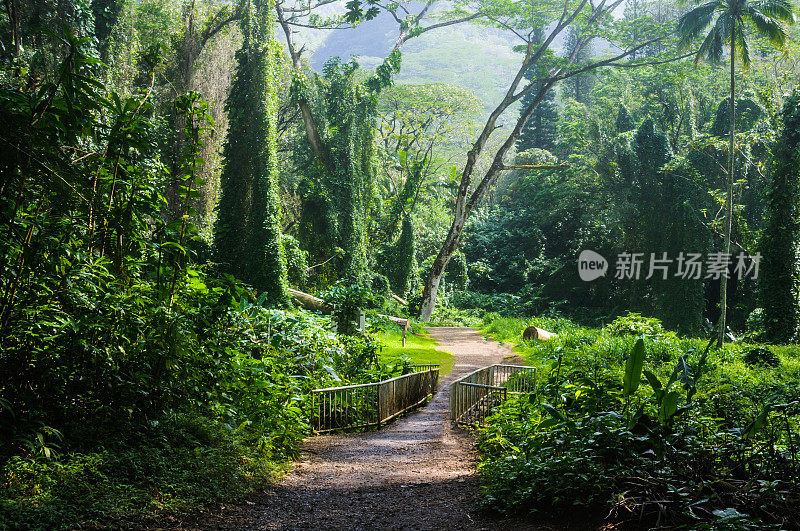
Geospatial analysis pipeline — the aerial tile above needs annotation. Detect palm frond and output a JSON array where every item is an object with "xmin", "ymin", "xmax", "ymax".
[
  {"xmin": 751, "ymin": 0, "xmax": 797, "ymax": 22},
  {"xmin": 696, "ymin": 23, "xmax": 726, "ymax": 62},
  {"xmin": 677, "ymin": 1, "xmax": 723, "ymax": 50},
  {"xmin": 747, "ymin": 7, "xmax": 790, "ymax": 47},
  {"xmin": 676, "ymin": 0, "xmax": 796, "ymax": 66},
  {"xmin": 734, "ymin": 20, "xmax": 752, "ymax": 67}
]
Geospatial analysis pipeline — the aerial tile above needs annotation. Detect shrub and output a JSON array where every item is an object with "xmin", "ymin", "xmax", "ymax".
[
  {"xmin": 319, "ymin": 282, "xmax": 374, "ymax": 335},
  {"xmin": 450, "ymin": 291, "xmax": 522, "ymax": 315},
  {"xmin": 743, "ymin": 347, "xmax": 780, "ymax": 368},
  {"xmin": 480, "ymin": 400, "xmax": 647, "ymax": 514},
  {"xmin": 477, "ymin": 322, "xmax": 800, "ymax": 529},
  {"xmin": 605, "ymin": 312, "xmax": 675, "ymax": 339},
  {"xmin": 0, "ymin": 417, "xmax": 280, "ymax": 530}
]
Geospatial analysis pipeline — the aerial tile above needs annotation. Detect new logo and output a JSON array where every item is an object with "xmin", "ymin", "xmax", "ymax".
[{"xmin": 578, "ymin": 250, "xmax": 608, "ymax": 281}]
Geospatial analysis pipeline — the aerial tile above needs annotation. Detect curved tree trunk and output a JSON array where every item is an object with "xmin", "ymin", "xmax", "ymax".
[{"xmin": 420, "ymin": 214, "xmax": 468, "ymax": 321}]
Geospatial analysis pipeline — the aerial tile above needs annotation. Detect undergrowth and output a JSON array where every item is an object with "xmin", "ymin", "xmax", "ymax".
[
  {"xmin": 478, "ymin": 313, "xmax": 800, "ymax": 529},
  {"xmin": 1, "ymin": 417, "xmax": 284, "ymax": 530}
]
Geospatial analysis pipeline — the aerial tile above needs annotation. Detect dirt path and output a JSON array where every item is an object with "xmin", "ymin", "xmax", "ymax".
[{"xmin": 191, "ymin": 327, "xmax": 550, "ymax": 530}]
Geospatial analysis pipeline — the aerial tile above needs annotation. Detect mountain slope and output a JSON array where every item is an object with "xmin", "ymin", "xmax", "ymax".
[{"xmin": 306, "ymin": 9, "xmax": 521, "ymax": 115}]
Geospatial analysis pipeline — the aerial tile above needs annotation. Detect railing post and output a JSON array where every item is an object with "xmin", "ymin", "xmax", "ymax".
[
  {"xmin": 376, "ymin": 382, "xmax": 381, "ymax": 427},
  {"xmin": 312, "ymin": 391, "xmax": 317, "ymax": 433}
]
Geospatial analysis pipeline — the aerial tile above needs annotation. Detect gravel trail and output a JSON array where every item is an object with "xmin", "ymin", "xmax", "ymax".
[{"xmin": 188, "ymin": 327, "xmax": 566, "ymax": 530}]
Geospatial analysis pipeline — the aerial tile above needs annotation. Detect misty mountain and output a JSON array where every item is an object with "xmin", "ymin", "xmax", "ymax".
[{"xmin": 300, "ymin": 8, "xmax": 523, "ymax": 114}]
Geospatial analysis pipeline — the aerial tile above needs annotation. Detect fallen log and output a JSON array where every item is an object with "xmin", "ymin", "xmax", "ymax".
[
  {"xmin": 390, "ymin": 293, "xmax": 409, "ymax": 306},
  {"xmin": 288, "ymin": 288, "xmax": 410, "ymax": 343},
  {"xmin": 522, "ymin": 326, "xmax": 555, "ymax": 341},
  {"xmin": 287, "ymin": 288, "xmax": 328, "ymax": 313},
  {"xmin": 377, "ymin": 313, "xmax": 410, "ymax": 330}
]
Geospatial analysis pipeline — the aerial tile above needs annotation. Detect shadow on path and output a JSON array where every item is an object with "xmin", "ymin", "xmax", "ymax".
[{"xmin": 187, "ymin": 327, "xmax": 576, "ymax": 530}]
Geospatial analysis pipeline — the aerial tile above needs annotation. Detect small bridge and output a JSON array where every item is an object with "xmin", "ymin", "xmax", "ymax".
[{"xmin": 311, "ymin": 362, "xmax": 537, "ymax": 433}]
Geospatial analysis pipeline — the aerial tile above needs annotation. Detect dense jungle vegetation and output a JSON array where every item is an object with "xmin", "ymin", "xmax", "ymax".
[{"xmin": 1, "ymin": 0, "xmax": 800, "ymax": 527}]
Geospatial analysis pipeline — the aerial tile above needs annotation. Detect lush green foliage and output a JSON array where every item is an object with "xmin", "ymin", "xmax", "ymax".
[
  {"xmin": 294, "ymin": 57, "xmax": 385, "ymax": 283},
  {"xmin": 378, "ymin": 215, "xmax": 417, "ymax": 297},
  {"xmin": 761, "ymin": 89, "xmax": 800, "ymax": 343},
  {"xmin": 3, "ymin": 0, "xmax": 800, "ymax": 527},
  {"xmin": 0, "ymin": 23, "xmax": 399, "ymax": 528},
  {"xmin": 213, "ymin": 0, "xmax": 287, "ymax": 302},
  {"xmin": 478, "ymin": 315, "xmax": 800, "ymax": 527},
  {"xmin": 1, "ymin": 419, "xmax": 285, "ymax": 530},
  {"xmin": 604, "ymin": 312, "xmax": 676, "ymax": 339},
  {"xmin": 463, "ymin": 57, "xmax": 789, "ymax": 332},
  {"xmin": 516, "ymin": 29, "xmax": 558, "ymax": 153}
]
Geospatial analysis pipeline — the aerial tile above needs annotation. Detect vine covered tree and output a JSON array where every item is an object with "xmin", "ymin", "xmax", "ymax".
[
  {"xmin": 627, "ymin": 118, "xmax": 706, "ymax": 333},
  {"xmin": 616, "ymin": 103, "xmax": 635, "ymax": 133},
  {"xmin": 293, "ymin": 58, "xmax": 385, "ymax": 283},
  {"xmin": 761, "ymin": 90, "xmax": 800, "ymax": 343},
  {"xmin": 213, "ymin": 0, "xmax": 287, "ymax": 303},
  {"xmin": 677, "ymin": 0, "xmax": 795, "ymax": 345}
]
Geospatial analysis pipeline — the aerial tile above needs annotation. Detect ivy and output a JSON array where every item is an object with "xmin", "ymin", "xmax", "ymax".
[
  {"xmin": 760, "ymin": 90, "xmax": 800, "ymax": 343},
  {"xmin": 297, "ymin": 58, "xmax": 384, "ymax": 284},
  {"xmin": 378, "ymin": 215, "xmax": 416, "ymax": 297},
  {"xmin": 213, "ymin": 0, "xmax": 287, "ymax": 304}
]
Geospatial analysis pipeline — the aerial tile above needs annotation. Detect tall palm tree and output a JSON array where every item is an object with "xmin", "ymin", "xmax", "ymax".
[{"xmin": 677, "ymin": 0, "xmax": 795, "ymax": 346}]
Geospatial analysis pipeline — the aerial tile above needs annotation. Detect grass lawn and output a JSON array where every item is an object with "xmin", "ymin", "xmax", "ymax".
[{"xmin": 374, "ymin": 325, "xmax": 455, "ymax": 376}]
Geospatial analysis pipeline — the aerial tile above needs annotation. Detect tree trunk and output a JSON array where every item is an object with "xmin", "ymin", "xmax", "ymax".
[
  {"xmin": 420, "ymin": 214, "xmax": 468, "ymax": 321},
  {"xmin": 288, "ymin": 288, "xmax": 327, "ymax": 312},
  {"xmin": 3, "ymin": 0, "xmax": 20, "ymax": 59},
  {"xmin": 419, "ymin": 78, "xmax": 556, "ymax": 321},
  {"xmin": 718, "ymin": 28, "xmax": 735, "ymax": 347}
]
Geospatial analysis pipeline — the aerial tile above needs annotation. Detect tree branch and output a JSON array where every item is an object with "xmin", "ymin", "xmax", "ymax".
[
  {"xmin": 417, "ymin": 11, "xmax": 485, "ymax": 35},
  {"xmin": 276, "ymin": 2, "xmax": 329, "ymax": 166},
  {"xmin": 200, "ymin": 7, "xmax": 242, "ymax": 47},
  {"xmin": 281, "ymin": 0, "xmax": 339, "ymax": 13},
  {"xmin": 500, "ymin": 163, "xmax": 571, "ymax": 170}
]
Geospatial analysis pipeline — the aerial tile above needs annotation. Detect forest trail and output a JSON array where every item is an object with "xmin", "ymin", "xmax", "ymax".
[{"xmin": 189, "ymin": 327, "xmax": 553, "ymax": 530}]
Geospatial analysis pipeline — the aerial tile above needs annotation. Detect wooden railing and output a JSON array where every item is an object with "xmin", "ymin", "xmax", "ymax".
[
  {"xmin": 450, "ymin": 364, "xmax": 537, "ymax": 427},
  {"xmin": 312, "ymin": 367, "xmax": 440, "ymax": 433},
  {"xmin": 410, "ymin": 363, "xmax": 439, "ymax": 372}
]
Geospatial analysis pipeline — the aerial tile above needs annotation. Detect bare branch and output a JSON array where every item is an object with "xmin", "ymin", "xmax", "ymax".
[
  {"xmin": 392, "ymin": 0, "xmax": 435, "ymax": 51},
  {"xmin": 613, "ymin": 50, "xmax": 698, "ymax": 68},
  {"xmin": 416, "ymin": 11, "xmax": 486, "ymax": 36},
  {"xmin": 552, "ymin": 37, "xmax": 665, "ymax": 82},
  {"xmin": 200, "ymin": 8, "xmax": 242, "ymax": 46},
  {"xmin": 500, "ymin": 163, "xmax": 571, "ymax": 170},
  {"xmin": 285, "ymin": 20, "xmax": 350, "ymax": 29},
  {"xmin": 281, "ymin": 0, "xmax": 339, "ymax": 13}
]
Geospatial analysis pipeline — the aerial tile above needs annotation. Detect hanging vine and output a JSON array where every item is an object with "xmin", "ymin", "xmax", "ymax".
[{"xmin": 294, "ymin": 56, "xmax": 398, "ymax": 284}]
